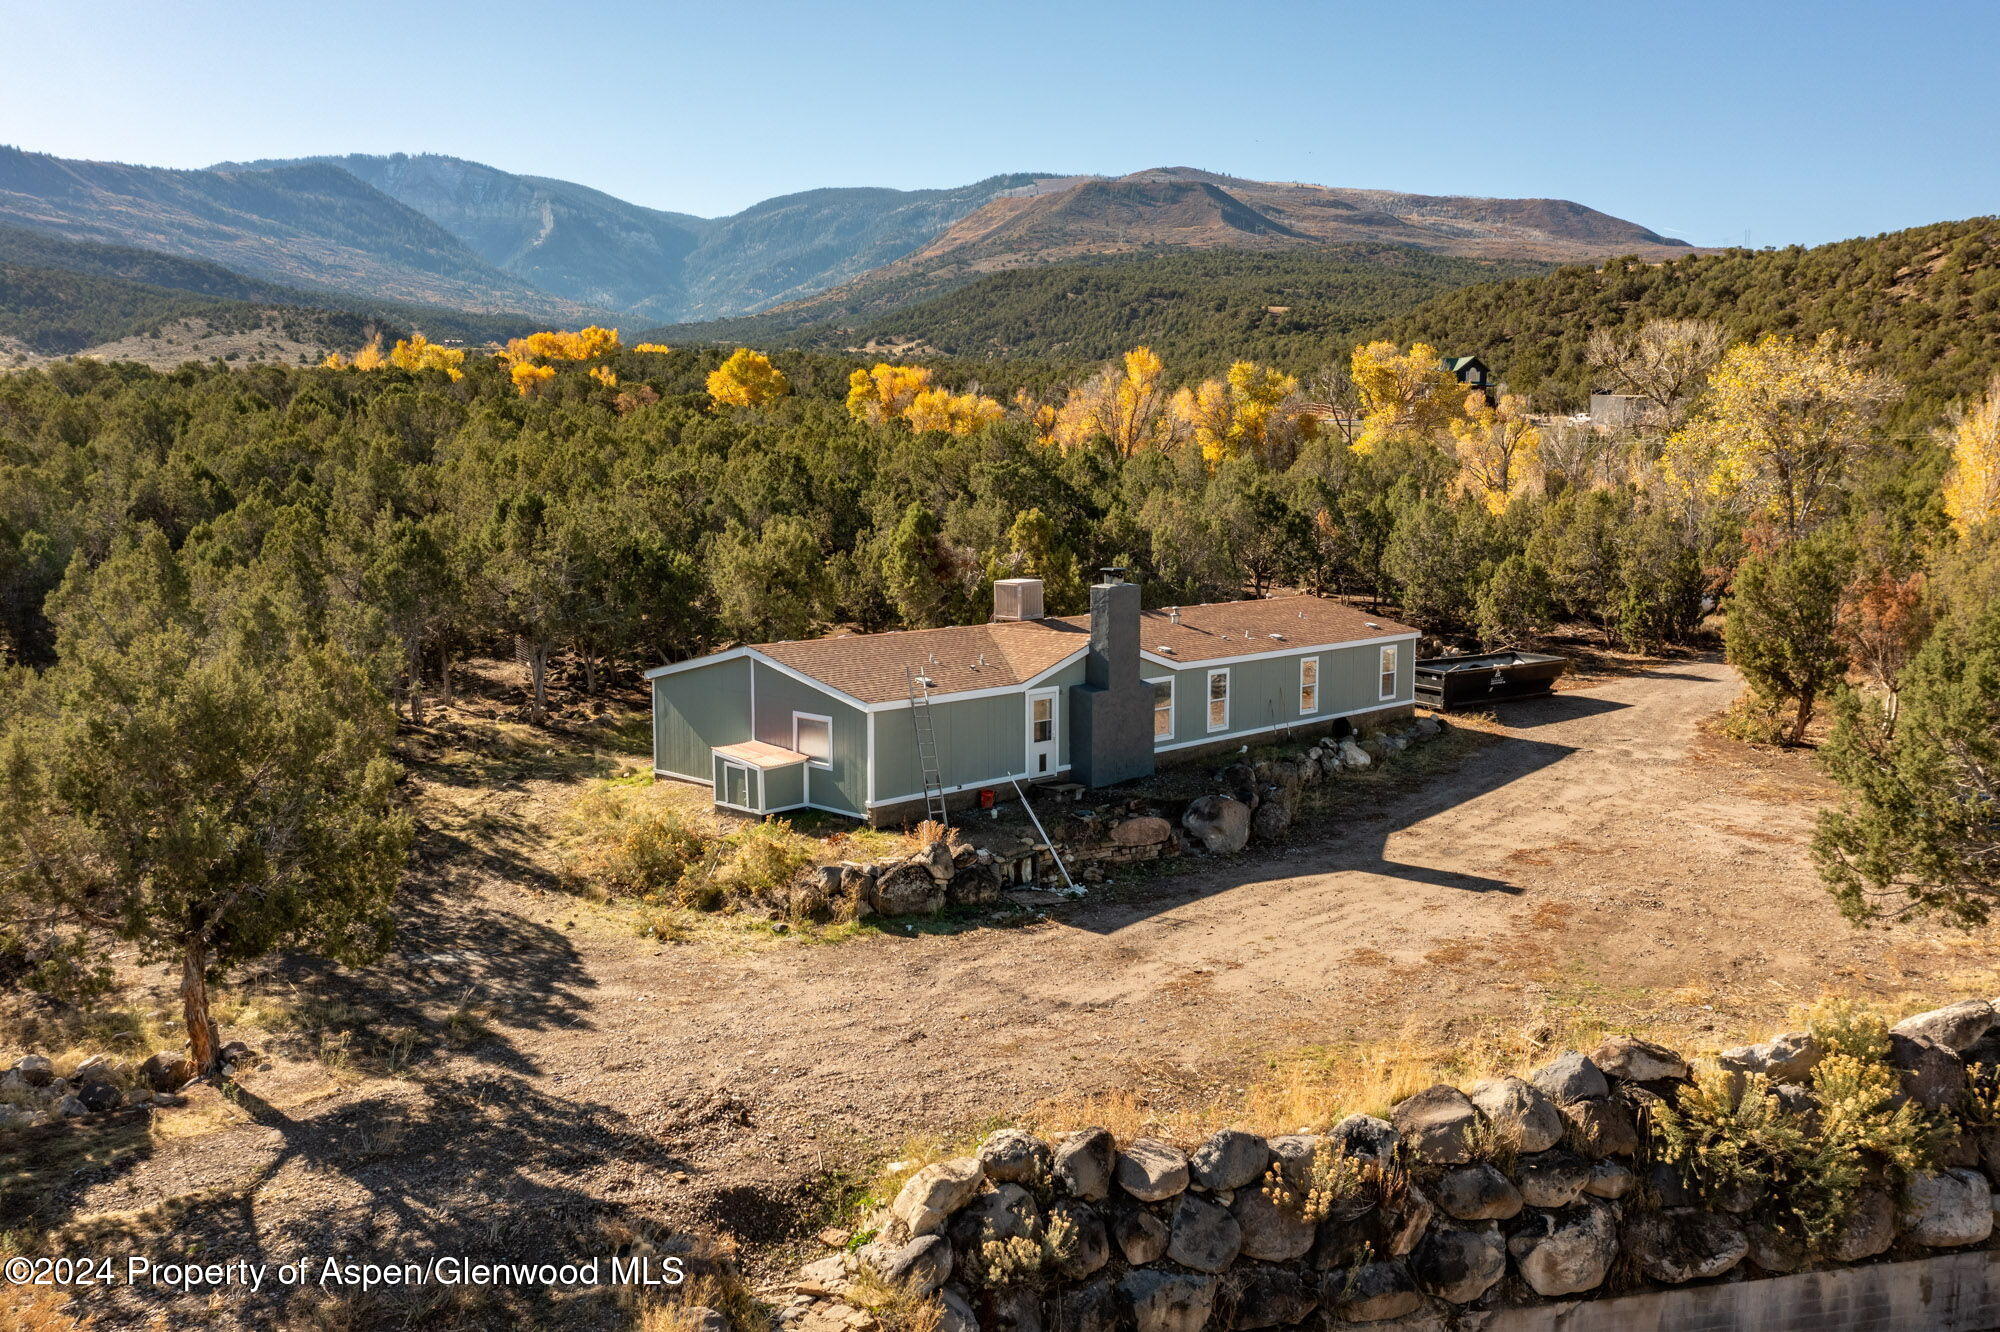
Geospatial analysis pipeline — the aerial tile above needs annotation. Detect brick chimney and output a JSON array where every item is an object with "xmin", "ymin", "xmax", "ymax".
[{"xmin": 1069, "ymin": 569, "xmax": 1155, "ymax": 788}]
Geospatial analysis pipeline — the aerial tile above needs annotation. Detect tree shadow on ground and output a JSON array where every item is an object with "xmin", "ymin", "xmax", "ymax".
[{"xmin": 58, "ymin": 1073, "xmax": 697, "ymax": 1331}]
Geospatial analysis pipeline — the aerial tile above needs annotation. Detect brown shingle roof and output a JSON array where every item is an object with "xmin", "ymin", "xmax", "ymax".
[{"xmin": 752, "ymin": 595, "xmax": 1417, "ymax": 706}]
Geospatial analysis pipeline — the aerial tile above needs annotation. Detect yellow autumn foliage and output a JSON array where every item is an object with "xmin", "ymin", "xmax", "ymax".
[
  {"xmin": 1349, "ymin": 341, "xmax": 1463, "ymax": 454},
  {"xmin": 847, "ymin": 363, "xmax": 934, "ymax": 426},
  {"xmin": 511, "ymin": 362, "xmax": 556, "ymax": 397},
  {"xmin": 632, "ymin": 343, "xmax": 673, "ymax": 355},
  {"xmin": 706, "ymin": 348, "xmax": 789, "ymax": 408},
  {"xmin": 904, "ymin": 387, "xmax": 1006, "ymax": 435},
  {"xmin": 1943, "ymin": 374, "xmax": 2000, "ymax": 538},
  {"xmin": 1048, "ymin": 346, "xmax": 1170, "ymax": 456},
  {"xmin": 589, "ymin": 366, "xmax": 618, "ymax": 388},
  {"xmin": 1450, "ymin": 392, "xmax": 1542, "ymax": 513},
  {"xmin": 1168, "ymin": 360, "xmax": 1308, "ymax": 466},
  {"xmin": 502, "ymin": 326, "xmax": 622, "ymax": 363},
  {"xmin": 387, "ymin": 332, "xmax": 465, "ymax": 380}
]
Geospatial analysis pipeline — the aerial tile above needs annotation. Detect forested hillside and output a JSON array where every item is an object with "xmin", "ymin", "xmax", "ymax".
[
  {"xmin": 1381, "ymin": 218, "xmax": 2000, "ymax": 425},
  {"xmin": 778, "ymin": 248, "xmax": 1550, "ymax": 372}
]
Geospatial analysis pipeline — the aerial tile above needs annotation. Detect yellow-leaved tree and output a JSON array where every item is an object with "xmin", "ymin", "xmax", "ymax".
[
  {"xmin": 589, "ymin": 366, "xmax": 618, "ymax": 388},
  {"xmin": 1943, "ymin": 374, "xmax": 2000, "ymax": 538},
  {"xmin": 510, "ymin": 362, "xmax": 556, "ymax": 397},
  {"xmin": 904, "ymin": 387, "xmax": 1006, "ymax": 435},
  {"xmin": 846, "ymin": 363, "xmax": 934, "ymax": 426},
  {"xmin": 504, "ymin": 326, "xmax": 622, "ymax": 362},
  {"xmin": 1047, "ymin": 346, "xmax": 1170, "ymax": 456},
  {"xmin": 387, "ymin": 333, "xmax": 465, "ymax": 380},
  {"xmin": 707, "ymin": 348, "xmax": 789, "ymax": 409},
  {"xmin": 1451, "ymin": 392, "xmax": 1543, "ymax": 513},
  {"xmin": 1168, "ymin": 360, "xmax": 1309, "ymax": 466},
  {"xmin": 1668, "ymin": 331, "xmax": 1900, "ymax": 541},
  {"xmin": 632, "ymin": 342, "xmax": 672, "ymax": 355},
  {"xmin": 1350, "ymin": 341, "xmax": 1463, "ymax": 453}
]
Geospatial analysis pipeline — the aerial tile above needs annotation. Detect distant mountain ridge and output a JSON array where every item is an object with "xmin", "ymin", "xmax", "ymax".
[
  {"xmin": 0, "ymin": 147, "xmax": 595, "ymax": 318},
  {"xmin": 0, "ymin": 148, "xmax": 1695, "ymax": 331}
]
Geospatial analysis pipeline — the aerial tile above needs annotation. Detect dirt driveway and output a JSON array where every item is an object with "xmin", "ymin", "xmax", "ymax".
[{"xmin": 36, "ymin": 656, "xmax": 1991, "ymax": 1327}]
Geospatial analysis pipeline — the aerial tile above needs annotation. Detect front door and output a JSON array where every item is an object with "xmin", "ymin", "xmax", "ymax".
[{"xmin": 1026, "ymin": 688, "xmax": 1060, "ymax": 777}]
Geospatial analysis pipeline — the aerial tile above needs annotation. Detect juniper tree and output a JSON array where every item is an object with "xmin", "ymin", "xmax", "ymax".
[
  {"xmin": 0, "ymin": 532, "xmax": 409, "ymax": 1074},
  {"xmin": 1724, "ymin": 534, "xmax": 1853, "ymax": 743}
]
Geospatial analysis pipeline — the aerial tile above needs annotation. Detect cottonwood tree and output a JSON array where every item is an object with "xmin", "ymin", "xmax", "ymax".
[
  {"xmin": 1724, "ymin": 533, "xmax": 1853, "ymax": 743},
  {"xmin": 1586, "ymin": 318, "xmax": 1729, "ymax": 429},
  {"xmin": 1814, "ymin": 602, "xmax": 2000, "ymax": 925},
  {"xmin": 706, "ymin": 348, "xmax": 790, "ymax": 409},
  {"xmin": 1349, "ymin": 341, "xmax": 1463, "ymax": 454},
  {"xmin": 0, "ymin": 532, "xmax": 409, "ymax": 1074},
  {"xmin": 1943, "ymin": 375, "xmax": 2000, "ymax": 538},
  {"xmin": 1671, "ymin": 332, "xmax": 1901, "ymax": 541}
]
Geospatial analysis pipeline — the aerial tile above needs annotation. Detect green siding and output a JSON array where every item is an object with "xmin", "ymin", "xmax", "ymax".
[
  {"xmin": 1155, "ymin": 637, "xmax": 1416, "ymax": 748},
  {"xmin": 749, "ymin": 661, "xmax": 867, "ymax": 815},
  {"xmin": 655, "ymin": 656, "xmax": 752, "ymax": 779},
  {"xmin": 869, "ymin": 658, "xmax": 1085, "ymax": 806},
  {"xmin": 763, "ymin": 762, "xmax": 807, "ymax": 811}
]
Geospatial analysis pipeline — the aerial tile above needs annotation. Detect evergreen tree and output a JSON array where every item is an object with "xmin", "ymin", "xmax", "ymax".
[{"xmin": 1724, "ymin": 534, "xmax": 1853, "ymax": 743}]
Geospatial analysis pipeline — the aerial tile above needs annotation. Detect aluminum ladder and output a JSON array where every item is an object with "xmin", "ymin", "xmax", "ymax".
[{"xmin": 906, "ymin": 667, "xmax": 949, "ymax": 829}]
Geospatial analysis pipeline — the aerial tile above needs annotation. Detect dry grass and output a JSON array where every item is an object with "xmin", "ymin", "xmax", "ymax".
[{"xmin": 844, "ymin": 1270, "xmax": 944, "ymax": 1332}]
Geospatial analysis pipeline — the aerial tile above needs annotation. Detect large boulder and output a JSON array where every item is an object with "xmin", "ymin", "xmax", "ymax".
[
  {"xmin": 1231, "ymin": 1184, "xmax": 1317, "ymax": 1262},
  {"xmin": 1530, "ymin": 1052, "xmax": 1609, "ymax": 1105},
  {"xmin": 1335, "ymin": 739, "xmax": 1371, "ymax": 771},
  {"xmin": 1228, "ymin": 1266, "xmax": 1319, "ymax": 1330},
  {"xmin": 1120, "ymin": 1270, "xmax": 1218, "ymax": 1332},
  {"xmin": 1509, "ymin": 1198, "xmax": 1619, "ymax": 1297},
  {"xmin": 1183, "ymin": 796, "xmax": 1251, "ymax": 855},
  {"xmin": 1513, "ymin": 1150, "xmax": 1593, "ymax": 1209},
  {"xmin": 1390, "ymin": 1085, "xmax": 1481, "ymax": 1165},
  {"xmin": 1893, "ymin": 1001, "xmax": 1997, "ymax": 1054},
  {"xmin": 874, "ymin": 864, "xmax": 947, "ymax": 916},
  {"xmin": 947, "ymin": 863, "xmax": 1002, "ymax": 907},
  {"xmin": 1467, "ymin": 1076, "xmax": 1563, "ymax": 1154},
  {"xmin": 950, "ymin": 1183, "xmax": 1038, "ymax": 1250},
  {"xmin": 1561, "ymin": 1097, "xmax": 1640, "ymax": 1158},
  {"xmin": 1328, "ymin": 1115, "xmax": 1399, "ymax": 1164},
  {"xmin": 1117, "ymin": 1139, "xmax": 1191, "ymax": 1202},
  {"xmin": 1250, "ymin": 791, "xmax": 1294, "ymax": 840},
  {"xmin": 1899, "ymin": 1168, "xmax": 1995, "ymax": 1247},
  {"xmin": 1584, "ymin": 1161, "xmax": 1635, "ymax": 1200},
  {"xmin": 1110, "ymin": 816, "xmax": 1173, "ymax": 848},
  {"xmin": 1190, "ymin": 1129, "xmax": 1270, "ymax": 1192},
  {"xmin": 1830, "ymin": 1187, "xmax": 1898, "ymax": 1262},
  {"xmin": 1055, "ymin": 1127, "xmax": 1117, "ymax": 1201},
  {"xmin": 1887, "ymin": 1033, "xmax": 1968, "ymax": 1111},
  {"xmin": 11, "ymin": 1056, "xmax": 53, "ymax": 1088},
  {"xmin": 1265, "ymin": 1135, "xmax": 1322, "ymax": 1192},
  {"xmin": 1110, "ymin": 1204, "xmax": 1169, "ymax": 1265},
  {"xmin": 139, "ymin": 1051, "xmax": 193, "ymax": 1093},
  {"xmin": 1718, "ymin": 1032, "xmax": 1821, "ymax": 1084},
  {"xmin": 1166, "ymin": 1194, "xmax": 1241, "ymax": 1272},
  {"xmin": 1433, "ymin": 1163, "xmax": 1522, "ymax": 1221},
  {"xmin": 1411, "ymin": 1223, "xmax": 1506, "ymax": 1305},
  {"xmin": 1623, "ymin": 1209, "xmax": 1747, "ymax": 1284},
  {"xmin": 979, "ymin": 1129, "xmax": 1052, "ymax": 1186},
  {"xmin": 1325, "ymin": 1260, "xmax": 1422, "ymax": 1323},
  {"xmin": 1054, "ymin": 1279, "xmax": 1119, "ymax": 1332},
  {"xmin": 75, "ymin": 1079, "xmax": 120, "ymax": 1112},
  {"xmin": 1047, "ymin": 1200, "xmax": 1112, "ymax": 1279},
  {"xmin": 1744, "ymin": 1221, "xmax": 1806, "ymax": 1274},
  {"xmin": 859, "ymin": 1235, "xmax": 952, "ymax": 1295},
  {"xmin": 892, "ymin": 1158, "xmax": 985, "ymax": 1237},
  {"xmin": 1588, "ymin": 1035, "xmax": 1689, "ymax": 1083}
]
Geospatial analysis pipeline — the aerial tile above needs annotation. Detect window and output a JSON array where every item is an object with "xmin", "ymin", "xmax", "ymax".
[
  {"xmin": 1299, "ymin": 657, "xmax": 1319, "ymax": 714},
  {"xmin": 1206, "ymin": 669, "xmax": 1230, "ymax": 733},
  {"xmin": 1379, "ymin": 645, "xmax": 1398, "ymax": 700},
  {"xmin": 1151, "ymin": 679, "xmax": 1174, "ymax": 741},
  {"xmin": 794, "ymin": 712, "xmax": 832, "ymax": 767},
  {"xmin": 1031, "ymin": 695, "xmax": 1055, "ymax": 744}
]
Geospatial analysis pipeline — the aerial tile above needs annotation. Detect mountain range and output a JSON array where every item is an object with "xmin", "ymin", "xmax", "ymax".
[{"xmin": 0, "ymin": 148, "xmax": 1693, "ymax": 331}]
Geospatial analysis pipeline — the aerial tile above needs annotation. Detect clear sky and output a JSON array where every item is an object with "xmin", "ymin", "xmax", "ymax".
[{"xmin": 3, "ymin": 0, "xmax": 1992, "ymax": 248}]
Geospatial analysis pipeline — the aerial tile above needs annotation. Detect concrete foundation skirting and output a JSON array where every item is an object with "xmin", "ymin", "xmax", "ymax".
[{"xmin": 1466, "ymin": 1248, "xmax": 2000, "ymax": 1332}]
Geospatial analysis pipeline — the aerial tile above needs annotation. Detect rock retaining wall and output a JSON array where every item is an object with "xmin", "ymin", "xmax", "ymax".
[{"xmin": 779, "ymin": 997, "xmax": 2000, "ymax": 1331}]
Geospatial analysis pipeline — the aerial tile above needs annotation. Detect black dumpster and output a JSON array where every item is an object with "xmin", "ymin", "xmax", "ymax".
[{"xmin": 1415, "ymin": 651, "xmax": 1568, "ymax": 710}]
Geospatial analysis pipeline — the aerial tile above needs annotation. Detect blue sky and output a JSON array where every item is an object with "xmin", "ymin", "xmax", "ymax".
[{"xmin": 3, "ymin": 1, "xmax": 1992, "ymax": 247}]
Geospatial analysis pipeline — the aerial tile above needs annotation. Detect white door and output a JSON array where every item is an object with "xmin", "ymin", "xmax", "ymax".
[{"xmin": 1026, "ymin": 688, "xmax": 1060, "ymax": 777}]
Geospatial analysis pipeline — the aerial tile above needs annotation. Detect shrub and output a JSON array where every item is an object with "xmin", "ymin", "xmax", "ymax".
[{"xmin": 564, "ymin": 789, "xmax": 713, "ymax": 900}]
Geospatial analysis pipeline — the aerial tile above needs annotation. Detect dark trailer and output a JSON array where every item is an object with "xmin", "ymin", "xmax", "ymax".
[{"xmin": 1415, "ymin": 651, "xmax": 1568, "ymax": 711}]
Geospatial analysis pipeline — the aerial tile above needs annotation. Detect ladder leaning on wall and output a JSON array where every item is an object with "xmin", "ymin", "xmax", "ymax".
[{"xmin": 905, "ymin": 667, "xmax": 949, "ymax": 828}]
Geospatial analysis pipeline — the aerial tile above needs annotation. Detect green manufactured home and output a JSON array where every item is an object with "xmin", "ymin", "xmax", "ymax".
[{"xmin": 648, "ymin": 577, "xmax": 1419, "ymax": 823}]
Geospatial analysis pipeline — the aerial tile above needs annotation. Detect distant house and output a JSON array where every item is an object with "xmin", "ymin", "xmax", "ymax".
[
  {"xmin": 1441, "ymin": 355, "xmax": 1495, "ymax": 407},
  {"xmin": 648, "ymin": 576, "xmax": 1419, "ymax": 824}
]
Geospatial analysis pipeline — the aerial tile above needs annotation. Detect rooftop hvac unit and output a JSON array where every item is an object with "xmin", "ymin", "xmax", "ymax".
[{"xmin": 992, "ymin": 578, "xmax": 1045, "ymax": 622}]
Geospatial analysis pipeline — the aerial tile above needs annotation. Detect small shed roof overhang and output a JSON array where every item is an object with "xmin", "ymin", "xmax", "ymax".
[{"xmin": 712, "ymin": 740, "xmax": 811, "ymax": 770}]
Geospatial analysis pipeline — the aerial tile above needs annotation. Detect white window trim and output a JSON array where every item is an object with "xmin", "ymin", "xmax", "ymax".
[
  {"xmin": 1379, "ymin": 645, "xmax": 1398, "ymax": 702},
  {"xmin": 1206, "ymin": 668, "xmax": 1231, "ymax": 734},
  {"xmin": 1299, "ymin": 656, "xmax": 1319, "ymax": 715},
  {"xmin": 793, "ymin": 710, "xmax": 834, "ymax": 769},
  {"xmin": 1026, "ymin": 686, "xmax": 1060, "ymax": 776},
  {"xmin": 1149, "ymin": 676, "xmax": 1175, "ymax": 743}
]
